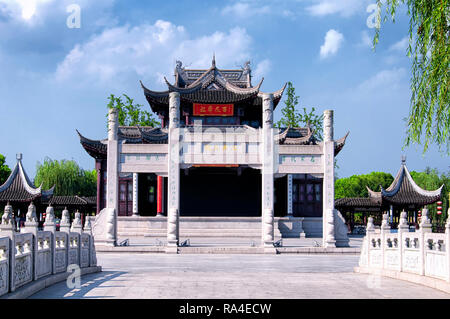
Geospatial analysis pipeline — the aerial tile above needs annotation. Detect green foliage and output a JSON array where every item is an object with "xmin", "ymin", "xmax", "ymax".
[
  {"xmin": 335, "ymin": 172, "xmax": 395, "ymax": 198},
  {"xmin": 107, "ymin": 94, "xmax": 160, "ymax": 127},
  {"xmin": 410, "ymin": 167, "xmax": 450, "ymax": 222},
  {"xmin": 0, "ymin": 154, "xmax": 11, "ymax": 185},
  {"xmin": 373, "ymin": 0, "xmax": 449, "ymax": 153},
  {"xmin": 34, "ymin": 158, "xmax": 97, "ymax": 196},
  {"xmin": 276, "ymin": 82, "xmax": 324, "ymax": 140}
]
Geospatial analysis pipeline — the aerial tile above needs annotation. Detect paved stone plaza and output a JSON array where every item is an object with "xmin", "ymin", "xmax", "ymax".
[{"xmin": 30, "ymin": 253, "xmax": 450, "ymax": 299}]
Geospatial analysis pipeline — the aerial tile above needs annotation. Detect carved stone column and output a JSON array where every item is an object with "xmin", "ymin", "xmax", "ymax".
[
  {"xmin": 132, "ymin": 173, "xmax": 139, "ymax": 216},
  {"xmin": 261, "ymin": 93, "xmax": 275, "ymax": 249},
  {"xmin": 167, "ymin": 92, "xmax": 180, "ymax": 252},
  {"xmin": 322, "ymin": 110, "xmax": 336, "ymax": 248},
  {"xmin": 60, "ymin": 207, "xmax": 71, "ymax": 234},
  {"xmin": 105, "ymin": 107, "xmax": 119, "ymax": 246}
]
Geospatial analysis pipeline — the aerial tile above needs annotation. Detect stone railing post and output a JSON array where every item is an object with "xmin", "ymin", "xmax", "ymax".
[
  {"xmin": 23, "ymin": 202, "xmax": 39, "ymax": 279},
  {"xmin": 71, "ymin": 211, "xmax": 83, "ymax": 234},
  {"xmin": 83, "ymin": 217, "xmax": 97, "ymax": 267},
  {"xmin": 397, "ymin": 211, "xmax": 409, "ymax": 272},
  {"xmin": 363, "ymin": 217, "xmax": 376, "ymax": 266},
  {"xmin": 380, "ymin": 213, "xmax": 391, "ymax": 270},
  {"xmin": 60, "ymin": 207, "xmax": 71, "ymax": 234},
  {"xmin": 419, "ymin": 207, "xmax": 432, "ymax": 275},
  {"xmin": 0, "ymin": 203, "xmax": 15, "ymax": 293},
  {"xmin": 43, "ymin": 205, "xmax": 56, "ymax": 274}
]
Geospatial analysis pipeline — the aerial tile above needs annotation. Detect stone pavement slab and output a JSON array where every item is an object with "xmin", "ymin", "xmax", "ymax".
[{"xmin": 29, "ymin": 253, "xmax": 450, "ymax": 299}]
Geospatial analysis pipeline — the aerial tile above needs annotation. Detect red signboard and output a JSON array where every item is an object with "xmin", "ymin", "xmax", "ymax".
[{"xmin": 193, "ymin": 103, "xmax": 234, "ymax": 116}]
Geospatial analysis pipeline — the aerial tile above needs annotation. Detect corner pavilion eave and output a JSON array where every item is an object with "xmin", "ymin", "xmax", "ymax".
[{"xmin": 0, "ymin": 155, "xmax": 54, "ymax": 203}]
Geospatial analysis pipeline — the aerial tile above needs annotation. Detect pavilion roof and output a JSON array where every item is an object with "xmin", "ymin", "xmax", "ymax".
[
  {"xmin": 141, "ymin": 57, "xmax": 286, "ymax": 113},
  {"xmin": 367, "ymin": 159, "xmax": 443, "ymax": 207},
  {"xmin": 276, "ymin": 127, "xmax": 349, "ymax": 155},
  {"xmin": 0, "ymin": 154, "xmax": 54, "ymax": 203},
  {"xmin": 48, "ymin": 195, "xmax": 96, "ymax": 206}
]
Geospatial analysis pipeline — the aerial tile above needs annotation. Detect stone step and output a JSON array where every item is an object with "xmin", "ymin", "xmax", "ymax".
[{"xmin": 118, "ymin": 228, "xmax": 282, "ymax": 238}]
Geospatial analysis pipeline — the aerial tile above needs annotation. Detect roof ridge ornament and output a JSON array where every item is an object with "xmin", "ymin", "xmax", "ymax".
[
  {"xmin": 401, "ymin": 155, "xmax": 406, "ymax": 165},
  {"xmin": 16, "ymin": 153, "xmax": 22, "ymax": 161},
  {"xmin": 212, "ymin": 53, "xmax": 216, "ymax": 68}
]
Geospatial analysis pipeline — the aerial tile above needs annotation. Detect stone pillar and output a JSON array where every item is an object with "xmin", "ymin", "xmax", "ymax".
[
  {"xmin": 104, "ymin": 107, "xmax": 119, "ymax": 246},
  {"xmin": 261, "ymin": 93, "xmax": 275, "ymax": 249},
  {"xmin": 167, "ymin": 92, "xmax": 180, "ymax": 252},
  {"xmin": 322, "ymin": 110, "xmax": 336, "ymax": 248},
  {"xmin": 132, "ymin": 173, "xmax": 139, "ymax": 216},
  {"xmin": 287, "ymin": 175, "xmax": 293, "ymax": 216},
  {"xmin": 446, "ymin": 207, "xmax": 450, "ymax": 283}
]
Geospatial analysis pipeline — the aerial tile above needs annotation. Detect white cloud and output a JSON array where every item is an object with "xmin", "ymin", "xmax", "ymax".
[
  {"xmin": 221, "ymin": 2, "xmax": 271, "ymax": 17},
  {"xmin": 320, "ymin": 29, "xmax": 344, "ymax": 59},
  {"xmin": 55, "ymin": 20, "xmax": 254, "ymax": 89},
  {"xmin": 389, "ymin": 36, "xmax": 409, "ymax": 52},
  {"xmin": 306, "ymin": 0, "xmax": 366, "ymax": 17},
  {"xmin": 360, "ymin": 30, "xmax": 373, "ymax": 48},
  {"xmin": 253, "ymin": 59, "xmax": 271, "ymax": 81},
  {"xmin": 358, "ymin": 68, "xmax": 406, "ymax": 91}
]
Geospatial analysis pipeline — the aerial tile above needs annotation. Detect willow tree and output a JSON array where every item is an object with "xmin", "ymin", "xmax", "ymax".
[
  {"xmin": 373, "ymin": 0, "xmax": 449, "ymax": 153},
  {"xmin": 34, "ymin": 158, "xmax": 97, "ymax": 196}
]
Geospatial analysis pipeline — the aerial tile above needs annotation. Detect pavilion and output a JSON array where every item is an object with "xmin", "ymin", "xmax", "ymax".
[
  {"xmin": 0, "ymin": 154, "xmax": 96, "ymax": 225},
  {"xmin": 335, "ymin": 158, "xmax": 443, "ymax": 228}
]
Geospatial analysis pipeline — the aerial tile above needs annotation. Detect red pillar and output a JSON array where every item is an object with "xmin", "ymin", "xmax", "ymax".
[{"xmin": 157, "ymin": 175, "xmax": 163, "ymax": 216}]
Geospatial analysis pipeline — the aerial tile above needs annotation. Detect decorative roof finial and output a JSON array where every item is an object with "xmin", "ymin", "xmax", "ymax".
[
  {"xmin": 212, "ymin": 52, "xmax": 216, "ymax": 68},
  {"xmin": 401, "ymin": 155, "xmax": 406, "ymax": 165},
  {"xmin": 16, "ymin": 153, "xmax": 22, "ymax": 161}
]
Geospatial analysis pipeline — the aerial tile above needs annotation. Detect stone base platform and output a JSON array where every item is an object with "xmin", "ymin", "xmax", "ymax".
[
  {"xmin": 117, "ymin": 216, "xmax": 322, "ymax": 238},
  {"xmin": 1, "ymin": 266, "xmax": 102, "ymax": 299},
  {"xmin": 354, "ymin": 266, "xmax": 450, "ymax": 295}
]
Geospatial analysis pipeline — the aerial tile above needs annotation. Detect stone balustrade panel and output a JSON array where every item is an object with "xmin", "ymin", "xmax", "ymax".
[
  {"xmin": 0, "ymin": 237, "xmax": 9, "ymax": 296},
  {"xmin": 35, "ymin": 231, "xmax": 52, "ymax": 280},
  {"xmin": 11, "ymin": 233, "xmax": 33, "ymax": 291},
  {"xmin": 402, "ymin": 233, "xmax": 421, "ymax": 274},
  {"xmin": 54, "ymin": 232, "xmax": 68, "ymax": 274},
  {"xmin": 68, "ymin": 233, "xmax": 80, "ymax": 266},
  {"xmin": 368, "ymin": 233, "xmax": 383, "ymax": 268},
  {"xmin": 384, "ymin": 233, "xmax": 401, "ymax": 271},
  {"xmin": 424, "ymin": 233, "xmax": 447, "ymax": 280}
]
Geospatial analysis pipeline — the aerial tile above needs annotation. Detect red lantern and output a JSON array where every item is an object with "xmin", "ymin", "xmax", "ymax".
[{"xmin": 437, "ymin": 201, "xmax": 442, "ymax": 205}]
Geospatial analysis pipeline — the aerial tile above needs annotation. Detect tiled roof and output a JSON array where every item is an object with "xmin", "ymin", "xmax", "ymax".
[
  {"xmin": 0, "ymin": 154, "xmax": 54, "ymax": 202},
  {"xmin": 49, "ymin": 195, "xmax": 96, "ymax": 206},
  {"xmin": 367, "ymin": 161, "xmax": 443, "ymax": 206},
  {"xmin": 141, "ymin": 58, "xmax": 286, "ymax": 113}
]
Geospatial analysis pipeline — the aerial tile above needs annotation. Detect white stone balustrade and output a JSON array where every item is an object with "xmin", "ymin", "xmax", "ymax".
[
  {"xmin": 358, "ymin": 209, "xmax": 450, "ymax": 288},
  {"xmin": 0, "ymin": 204, "xmax": 98, "ymax": 297}
]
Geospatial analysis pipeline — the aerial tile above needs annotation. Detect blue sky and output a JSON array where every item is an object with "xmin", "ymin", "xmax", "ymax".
[{"xmin": 0, "ymin": 0, "xmax": 448, "ymax": 179}]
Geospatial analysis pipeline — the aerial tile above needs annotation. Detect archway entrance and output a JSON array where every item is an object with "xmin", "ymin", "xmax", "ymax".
[{"xmin": 180, "ymin": 166, "xmax": 261, "ymax": 217}]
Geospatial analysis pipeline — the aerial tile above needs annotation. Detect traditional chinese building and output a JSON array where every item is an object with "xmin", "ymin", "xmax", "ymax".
[{"xmin": 78, "ymin": 58, "xmax": 349, "ymax": 250}]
